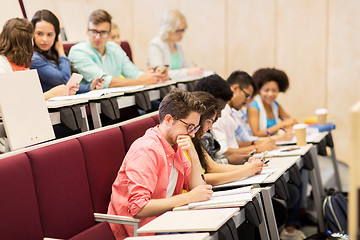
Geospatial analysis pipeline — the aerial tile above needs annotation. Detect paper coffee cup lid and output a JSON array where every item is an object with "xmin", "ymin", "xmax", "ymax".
[
  {"xmin": 293, "ymin": 123, "xmax": 307, "ymax": 129},
  {"xmin": 315, "ymin": 108, "xmax": 328, "ymax": 115}
]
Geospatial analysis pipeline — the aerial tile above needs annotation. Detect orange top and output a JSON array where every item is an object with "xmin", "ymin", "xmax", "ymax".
[{"xmin": 7, "ymin": 57, "xmax": 28, "ymax": 71}]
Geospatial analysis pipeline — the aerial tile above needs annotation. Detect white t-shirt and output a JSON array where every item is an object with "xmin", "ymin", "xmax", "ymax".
[{"xmin": 166, "ymin": 164, "xmax": 179, "ymax": 198}]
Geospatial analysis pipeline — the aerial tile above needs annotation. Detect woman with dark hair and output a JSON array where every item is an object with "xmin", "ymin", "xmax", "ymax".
[
  {"xmin": 248, "ymin": 68, "xmax": 297, "ymax": 137},
  {"xmin": 0, "ymin": 17, "xmax": 70, "ymax": 100},
  {"xmin": 191, "ymin": 91, "xmax": 264, "ymax": 186},
  {"xmin": 30, "ymin": 9, "xmax": 103, "ymax": 93}
]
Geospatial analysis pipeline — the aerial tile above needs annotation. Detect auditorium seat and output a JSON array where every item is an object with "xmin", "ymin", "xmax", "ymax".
[
  {"xmin": 27, "ymin": 139, "xmax": 98, "ymax": 239},
  {"xmin": 152, "ymin": 114, "xmax": 160, "ymax": 125},
  {"xmin": 78, "ymin": 127, "xmax": 126, "ymax": 213},
  {"xmin": 0, "ymin": 154, "xmax": 44, "ymax": 240},
  {"xmin": 120, "ymin": 117, "xmax": 157, "ymax": 151}
]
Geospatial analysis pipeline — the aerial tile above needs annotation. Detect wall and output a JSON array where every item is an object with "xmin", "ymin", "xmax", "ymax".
[{"xmin": 5, "ymin": 0, "xmax": 359, "ymax": 166}]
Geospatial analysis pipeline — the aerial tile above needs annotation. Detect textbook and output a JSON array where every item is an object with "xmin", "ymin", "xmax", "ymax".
[{"xmin": 173, "ymin": 186, "xmax": 252, "ymax": 211}]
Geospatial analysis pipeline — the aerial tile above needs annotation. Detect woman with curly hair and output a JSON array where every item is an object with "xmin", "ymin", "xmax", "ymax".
[{"xmin": 247, "ymin": 68, "xmax": 297, "ymax": 137}]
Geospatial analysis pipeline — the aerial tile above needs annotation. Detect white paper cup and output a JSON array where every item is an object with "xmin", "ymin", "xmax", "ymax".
[
  {"xmin": 293, "ymin": 123, "xmax": 307, "ymax": 146},
  {"xmin": 315, "ymin": 108, "xmax": 328, "ymax": 125}
]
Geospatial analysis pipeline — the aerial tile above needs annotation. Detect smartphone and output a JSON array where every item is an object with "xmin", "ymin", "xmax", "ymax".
[
  {"xmin": 160, "ymin": 65, "xmax": 169, "ymax": 74},
  {"xmin": 95, "ymin": 74, "xmax": 106, "ymax": 85},
  {"xmin": 66, "ymin": 73, "xmax": 83, "ymax": 88}
]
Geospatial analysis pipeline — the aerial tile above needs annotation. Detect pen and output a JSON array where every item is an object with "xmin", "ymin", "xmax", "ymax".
[
  {"xmin": 248, "ymin": 149, "xmax": 257, "ymax": 156},
  {"xmin": 266, "ymin": 130, "xmax": 270, "ymax": 137},
  {"xmin": 260, "ymin": 151, "xmax": 268, "ymax": 162},
  {"xmin": 263, "ymin": 158, "xmax": 271, "ymax": 164},
  {"xmin": 201, "ymin": 174, "xmax": 206, "ymax": 184},
  {"xmin": 280, "ymin": 147, "xmax": 300, "ymax": 152}
]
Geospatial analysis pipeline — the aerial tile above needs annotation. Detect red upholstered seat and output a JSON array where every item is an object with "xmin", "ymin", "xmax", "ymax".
[
  {"xmin": 120, "ymin": 117, "xmax": 157, "ymax": 151},
  {"xmin": 0, "ymin": 154, "xmax": 44, "ymax": 240},
  {"xmin": 68, "ymin": 222, "xmax": 115, "ymax": 240},
  {"xmin": 152, "ymin": 114, "xmax": 160, "ymax": 125},
  {"xmin": 26, "ymin": 139, "xmax": 98, "ymax": 239},
  {"xmin": 78, "ymin": 127, "xmax": 126, "ymax": 213},
  {"xmin": 63, "ymin": 43, "xmax": 75, "ymax": 56},
  {"xmin": 120, "ymin": 41, "xmax": 133, "ymax": 62}
]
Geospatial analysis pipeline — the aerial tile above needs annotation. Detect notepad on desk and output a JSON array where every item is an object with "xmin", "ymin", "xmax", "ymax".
[
  {"xmin": 174, "ymin": 186, "xmax": 252, "ymax": 211},
  {"xmin": 254, "ymin": 145, "xmax": 312, "ymax": 158}
]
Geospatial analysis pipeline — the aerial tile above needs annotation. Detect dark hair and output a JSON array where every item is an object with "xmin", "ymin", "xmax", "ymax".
[
  {"xmin": 31, "ymin": 9, "xmax": 61, "ymax": 64},
  {"xmin": 252, "ymin": 68, "xmax": 289, "ymax": 92},
  {"xmin": 159, "ymin": 89, "xmax": 206, "ymax": 123},
  {"xmin": 227, "ymin": 70, "xmax": 257, "ymax": 96},
  {"xmin": 194, "ymin": 74, "xmax": 233, "ymax": 102},
  {"xmin": 191, "ymin": 91, "xmax": 218, "ymax": 172},
  {"xmin": 0, "ymin": 18, "xmax": 34, "ymax": 68},
  {"xmin": 89, "ymin": 9, "xmax": 112, "ymax": 30}
]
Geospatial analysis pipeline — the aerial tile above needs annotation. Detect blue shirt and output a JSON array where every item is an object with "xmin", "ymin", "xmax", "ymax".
[
  {"xmin": 30, "ymin": 51, "xmax": 91, "ymax": 93},
  {"xmin": 248, "ymin": 100, "xmax": 279, "ymax": 128},
  {"xmin": 68, "ymin": 41, "xmax": 143, "ymax": 88}
]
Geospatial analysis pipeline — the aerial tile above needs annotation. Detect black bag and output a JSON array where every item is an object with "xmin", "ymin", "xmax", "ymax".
[{"xmin": 322, "ymin": 189, "xmax": 348, "ymax": 234}]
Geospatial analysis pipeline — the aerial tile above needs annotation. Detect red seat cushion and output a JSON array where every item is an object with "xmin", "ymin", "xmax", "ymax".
[
  {"xmin": 63, "ymin": 43, "xmax": 75, "ymax": 56},
  {"xmin": 0, "ymin": 154, "xmax": 44, "ymax": 240},
  {"xmin": 68, "ymin": 222, "xmax": 116, "ymax": 240},
  {"xmin": 120, "ymin": 117, "xmax": 157, "ymax": 151},
  {"xmin": 78, "ymin": 127, "xmax": 126, "ymax": 213},
  {"xmin": 120, "ymin": 41, "xmax": 133, "ymax": 62},
  {"xmin": 27, "ymin": 139, "xmax": 95, "ymax": 239}
]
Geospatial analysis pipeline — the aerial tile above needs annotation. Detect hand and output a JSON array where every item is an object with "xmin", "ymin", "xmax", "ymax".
[
  {"xmin": 55, "ymin": 38, "xmax": 66, "ymax": 57},
  {"xmin": 245, "ymin": 159, "xmax": 264, "ymax": 175},
  {"xmin": 68, "ymin": 83, "xmax": 79, "ymax": 95},
  {"xmin": 279, "ymin": 118, "xmax": 297, "ymax": 128},
  {"xmin": 276, "ymin": 132, "xmax": 295, "ymax": 141},
  {"xmin": 176, "ymin": 135, "xmax": 197, "ymax": 158},
  {"xmin": 187, "ymin": 66, "xmax": 203, "ymax": 76},
  {"xmin": 187, "ymin": 184, "xmax": 213, "ymax": 203},
  {"xmin": 257, "ymin": 138, "xmax": 277, "ymax": 152},
  {"xmin": 90, "ymin": 77, "xmax": 104, "ymax": 91},
  {"xmin": 154, "ymin": 66, "xmax": 169, "ymax": 82},
  {"xmin": 48, "ymin": 84, "xmax": 69, "ymax": 98},
  {"xmin": 137, "ymin": 68, "xmax": 162, "ymax": 85}
]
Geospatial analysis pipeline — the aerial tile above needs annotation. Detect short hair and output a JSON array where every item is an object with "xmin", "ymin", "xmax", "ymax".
[
  {"xmin": 0, "ymin": 18, "xmax": 34, "ymax": 68},
  {"xmin": 192, "ymin": 91, "xmax": 218, "ymax": 172},
  {"xmin": 227, "ymin": 71, "xmax": 258, "ymax": 97},
  {"xmin": 158, "ymin": 9, "xmax": 187, "ymax": 41},
  {"xmin": 252, "ymin": 68, "xmax": 289, "ymax": 92},
  {"xmin": 194, "ymin": 74, "xmax": 233, "ymax": 102},
  {"xmin": 89, "ymin": 9, "xmax": 112, "ymax": 30},
  {"xmin": 159, "ymin": 89, "xmax": 205, "ymax": 123},
  {"xmin": 31, "ymin": 9, "xmax": 61, "ymax": 64}
]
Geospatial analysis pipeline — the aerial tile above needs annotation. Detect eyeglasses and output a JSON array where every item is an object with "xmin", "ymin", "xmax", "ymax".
[
  {"xmin": 174, "ymin": 28, "xmax": 186, "ymax": 34},
  {"xmin": 239, "ymin": 87, "xmax": 252, "ymax": 101},
  {"xmin": 88, "ymin": 29, "xmax": 110, "ymax": 38},
  {"xmin": 174, "ymin": 117, "xmax": 200, "ymax": 134}
]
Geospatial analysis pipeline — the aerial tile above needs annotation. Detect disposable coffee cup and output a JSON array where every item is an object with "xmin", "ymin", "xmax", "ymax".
[
  {"xmin": 293, "ymin": 124, "xmax": 307, "ymax": 146},
  {"xmin": 315, "ymin": 108, "xmax": 328, "ymax": 125}
]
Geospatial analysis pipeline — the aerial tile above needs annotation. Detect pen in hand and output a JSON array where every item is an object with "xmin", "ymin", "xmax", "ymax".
[{"xmin": 201, "ymin": 174, "xmax": 207, "ymax": 184}]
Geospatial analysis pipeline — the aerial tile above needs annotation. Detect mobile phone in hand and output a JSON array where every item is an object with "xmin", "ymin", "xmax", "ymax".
[{"xmin": 66, "ymin": 73, "xmax": 83, "ymax": 88}]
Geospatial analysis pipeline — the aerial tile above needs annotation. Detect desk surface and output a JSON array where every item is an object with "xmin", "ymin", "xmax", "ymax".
[
  {"xmin": 254, "ymin": 144, "xmax": 312, "ymax": 158},
  {"xmin": 262, "ymin": 156, "xmax": 301, "ymax": 184},
  {"xmin": 125, "ymin": 233, "xmax": 210, "ymax": 240},
  {"xmin": 46, "ymin": 99, "xmax": 89, "ymax": 108},
  {"xmin": 137, "ymin": 207, "xmax": 238, "ymax": 234},
  {"xmin": 277, "ymin": 131, "xmax": 328, "ymax": 145}
]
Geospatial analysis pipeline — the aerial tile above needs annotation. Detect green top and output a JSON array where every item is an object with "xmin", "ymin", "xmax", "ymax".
[{"xmin": 170, "ymin": 52, "xmax": 181, "ymax": 70}]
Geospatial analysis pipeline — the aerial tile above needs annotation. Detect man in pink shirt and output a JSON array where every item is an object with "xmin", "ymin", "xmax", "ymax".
[{"xmin": 108, "ymin": 89, "xmax": 213, "ymax": 240}]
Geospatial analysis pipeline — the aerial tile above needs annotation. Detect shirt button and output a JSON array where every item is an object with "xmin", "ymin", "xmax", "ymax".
[
  {"xmin": 169, "ymin": 163, "xmax": 172, "ymax": 166},
  {"xmin": 166, "ymin": 155, "xmax": 170, "ymax": 157}
]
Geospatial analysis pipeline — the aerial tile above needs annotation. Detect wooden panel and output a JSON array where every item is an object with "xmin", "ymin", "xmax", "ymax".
[
  {"xmin": 180, "ymin": 0, "xmax": 226, "ymax": 78},
  {"xmin": 276, "ymin": 0, "xmax": 327, "ymax": 123},
  {"xmin": 22, "ymin": 0, "xmax": 59, "ymax": 22},
  {"xmin": 327, "ymin": 0, "xmax": 360, "ymax": 165},
  {"xmin": 132, "ymin": 0, "xmax": 179, "ymax": 68},
  {"xmin": 226, "ymin": 0, "xmax": 275, "ymax": 77}
]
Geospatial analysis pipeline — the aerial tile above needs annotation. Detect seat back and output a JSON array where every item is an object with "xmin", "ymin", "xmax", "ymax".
[
  {"xmin": 0, "ymin": 154, "xmax": 44, "ymax": 240},
  {"xmin": 152, "ymin": 114, "xmax": 160, "ymax": 125},
  {"xmin": 120, "ymin": 117, "xmax": 157, "ymax": 152},
  {"xmin": 27, "ymin": 139, "xmax": 95, "ymax": 239},
  {"xmin": 63, "ymin": 43, "xmax": 75, "ymax": 56},
  {"xmin": 78, "ymin": 127, "xmax": 126, "ymax": 213},
  {"xmin": 120, "ymin": 41, "xmax": 133, "ymax": 62}
]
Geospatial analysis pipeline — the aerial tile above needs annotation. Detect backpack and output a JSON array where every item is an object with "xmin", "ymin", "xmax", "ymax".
[{"xmin": 322, "ymin": 189, "xmax": 348, "ymax": 234}]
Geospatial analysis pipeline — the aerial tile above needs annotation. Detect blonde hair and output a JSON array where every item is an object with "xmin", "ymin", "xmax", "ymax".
[{"xmin": 158, "ymin": 9, "xmax": 187, "ymax": 41}]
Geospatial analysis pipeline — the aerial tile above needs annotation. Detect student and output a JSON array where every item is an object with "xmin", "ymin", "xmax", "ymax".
[
  {"xmin": 107, "ymin": 89, "xmax": 213, "ymax": 239},
  {"xmin": 30, "ymin": 9, "xmax": 103, "ymax": 94},
  {"xmin": 0, "ymin": 17, "xmax": 73, "ymax": 100},
  {"xmin": 69, "ymin": 9, "xmax": 168, "ymax": 89},
  {"xmin": 247, "ymin": 68, "xmax": 297, "ymax": 137},
  {"xmin": 212, "ymin": 71, "xmax": 277, "ymax": 160},
  {"xmin": 192, "ymin": 91, "xmax": 264, "ymax": 186},
  {"xmin": 109, "ymin": 22, "xmax": 121, "ymax": 45},
  {"xmin": 147, "ymin": 9, "xmax": 203, "ymax": 80}
]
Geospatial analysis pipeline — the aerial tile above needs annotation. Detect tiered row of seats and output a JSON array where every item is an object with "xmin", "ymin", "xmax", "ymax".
[{"xmin": 0, "ymin": 112, "xmax": 160, "ymax": 240}]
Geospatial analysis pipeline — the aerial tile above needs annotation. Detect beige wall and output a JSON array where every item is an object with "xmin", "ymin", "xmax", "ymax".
[{"xmin": 14, "ymin": 0, "xmax": 360, "ymax": 166}]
